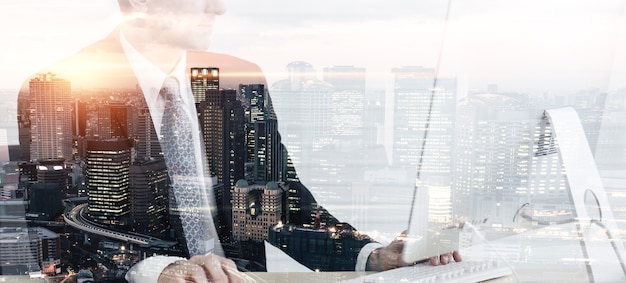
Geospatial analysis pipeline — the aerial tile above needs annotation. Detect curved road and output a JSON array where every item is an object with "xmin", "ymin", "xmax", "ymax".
[{"xmin": 63, "ymin": 203, "xmax": 175, "ymax": 247}]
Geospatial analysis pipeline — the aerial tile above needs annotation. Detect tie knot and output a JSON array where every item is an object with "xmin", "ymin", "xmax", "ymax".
[{"xmin": 160, "ymin": 76, "xmax": 181, "ymax": 102}]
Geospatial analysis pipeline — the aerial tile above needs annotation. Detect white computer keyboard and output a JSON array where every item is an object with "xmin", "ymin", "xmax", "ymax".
[{"xmin": 342, "ymin": 260, "xmax": 513, "ymax": 283}]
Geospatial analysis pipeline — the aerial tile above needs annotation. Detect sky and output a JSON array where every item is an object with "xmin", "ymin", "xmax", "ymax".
[{"xmin": 2, "ymin": 0, "xmax": 626, "ymax": 95}]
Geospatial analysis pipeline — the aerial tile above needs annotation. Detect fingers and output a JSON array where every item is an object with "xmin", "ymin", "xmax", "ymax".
[
  {"xmin": 428, "ymin": 251, "xmax": 462, "ymax": 266},
  {"xmin": 188, "ymin": 254, "xmax": 242, "ymax": 283},
  {"xmin": 452, "ymin": 250, "xmax": 462, "ymax": 262},
  {"xmin": 159, "ymin": 254, "xmax": 242, "ymax": 283}
]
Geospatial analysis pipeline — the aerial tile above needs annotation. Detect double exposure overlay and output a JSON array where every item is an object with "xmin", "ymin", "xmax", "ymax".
[{"xmin": 1, "ymin": 0, "xmax": 626, "ymax": 282}]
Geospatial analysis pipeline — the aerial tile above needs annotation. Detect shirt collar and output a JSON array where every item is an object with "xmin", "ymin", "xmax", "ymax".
[{"xmin": 119, "ymin": 31, "xmax": 191, "ymax": 106}]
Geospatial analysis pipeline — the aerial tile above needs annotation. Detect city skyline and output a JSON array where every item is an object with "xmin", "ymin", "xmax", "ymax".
[
  {"xmin": 2, "ymin": 1, "xmax": 626, "ymax": 280},
  {"xmin": 1, "ymin": 58, "xmax": 625, "ymax": 279}
]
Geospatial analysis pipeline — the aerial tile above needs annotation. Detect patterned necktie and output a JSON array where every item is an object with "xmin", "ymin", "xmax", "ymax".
[{"xmin": 159, "ymin": 77, "xmax": 223, "ymax": 256}]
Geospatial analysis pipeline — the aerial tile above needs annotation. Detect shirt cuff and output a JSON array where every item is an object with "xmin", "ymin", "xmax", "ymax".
[
  {"xmin": 125, "ymin": 255, "xmax": 185, "ymax": 283},
  {"xmin": 355, "ymin": 242, "xmax": 384, "ymax": 271}
]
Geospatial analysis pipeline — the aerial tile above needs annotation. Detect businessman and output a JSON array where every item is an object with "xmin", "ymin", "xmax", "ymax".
[{"xmin": 17, "ymin": 0, "xmax": 460, "ymax": 282}]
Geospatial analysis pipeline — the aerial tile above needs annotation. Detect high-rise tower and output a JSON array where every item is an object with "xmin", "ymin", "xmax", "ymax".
[
  {"xmin": 241, "ymin": 84, "xmax": 286, "ymax": 183},
  {"xmin": 391, "ymin": 66, "xmax": 456, "ymax": 225},
  {"xmin": 271, "ymin": 62, "xmax": 333, "ymax": 181},
  {"xmin": 191, "ymin": 67, "xmax": 220, "ymax": 105},
  {"xmin": 323, "ymin": 65, "xmax": 366, "ymax": 140},
  {"xmin": 198, "ymin": 80, "xmax": 245, "ymax": 240},
  {"xmin": 95, "ymin": 102, "xmax": 132, "ymax": 139},
  {"xmin": 86, "ymin": 139, "xmax": 132, "ymax": 227},
  {"xmin": 28, "ymin": 73, "xmax": 72, "ymax": 161},
  {"xmin": 452, "ymin": 93, "xmax": 531, "ymax": 225}
]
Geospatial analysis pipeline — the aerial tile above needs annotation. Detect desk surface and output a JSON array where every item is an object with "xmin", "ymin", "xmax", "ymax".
[
  {"xmin": 249, "ymin": 265, "xmax": 609, "ymax": 283},
  {"xmin": 247, "ymin": 265, "xmax": 592, "ymax": 283},
  {"xmin": 252, "ymin": 222, "xmax": 626, "ymax": 283}
]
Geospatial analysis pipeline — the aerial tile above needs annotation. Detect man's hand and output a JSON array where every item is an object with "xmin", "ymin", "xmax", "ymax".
[
  {"xmin": 365, "ymin": 233, "xmax": 462, "ymax": 271},
  {"xmin": 158, "ymin": 253, "xmax": 242, "ymax": 283}
]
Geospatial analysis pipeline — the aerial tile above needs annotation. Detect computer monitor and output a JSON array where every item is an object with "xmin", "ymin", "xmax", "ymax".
[{"xmin": 543, "ymin": 107, "xmax": 626, "ymax": 282}]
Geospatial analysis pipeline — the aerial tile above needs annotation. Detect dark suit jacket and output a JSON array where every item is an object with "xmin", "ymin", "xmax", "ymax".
[{"xmin": 17, "ymin": 29, "xmax": 372, "ymax": 272}]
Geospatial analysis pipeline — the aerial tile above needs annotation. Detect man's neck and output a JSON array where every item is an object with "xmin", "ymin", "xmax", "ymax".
[{"xmin": 120, "ymin": 24, "xmax": 185, "ymax": 74}]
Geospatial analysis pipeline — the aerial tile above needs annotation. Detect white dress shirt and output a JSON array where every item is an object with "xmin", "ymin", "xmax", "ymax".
[{"xmin": 121, "ymin": 32, "xmax": 203, "ymax": 283}]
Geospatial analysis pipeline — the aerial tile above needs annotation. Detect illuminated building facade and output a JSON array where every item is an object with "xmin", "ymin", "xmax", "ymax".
[
  {"xmin": 241, "ymin": 84, "xmax": 286, "ymax": 183},
  {"xmin": 452, "ymin": 93, "xmax": 531, "ymax": 225},
  {"xmin": 323, "ymin": 65, "xmax": 366, "ymax": 139},
  {"xmin": 391, "ymin": 66, "xmax": 456, "ymax": 225},
  {"xmin": 86, "ymin": 139, "xmax": 132, "ymax": 227},
  {"xmin": 271, "ymin": 62, "xmax": 333, "ymax": 180},
  {"xmin": 191, "ymin": 67, "xmax": 220, "ymax": 104},
  {"xmin": 232, "ymin": 180, "xmax": 283, "ymax": 242},
  {"xmin": 36, "ymin": 158, "xmax": 68, "ymax": 193},
  {"xmin": 199, "ymin": 85, "xmax": 245, "ymax": 240}
]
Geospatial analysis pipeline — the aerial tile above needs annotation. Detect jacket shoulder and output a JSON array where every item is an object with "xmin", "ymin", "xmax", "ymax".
[{"xmin": 24, "ymin": 31, "xmax": 136, "ymax": 90}]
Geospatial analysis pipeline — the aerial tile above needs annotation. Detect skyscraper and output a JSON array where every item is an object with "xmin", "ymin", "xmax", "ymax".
[
  {"xmin": 129, "ymin": 159, "xmax": 170, "ymax": 235},
  {"xmin": 198, "ymin": 84, "xmax": 245, "ymax": 240},
  {"xmin": 241, "ymin": 84, "xmax": 286, "ymax": 183},
  {"xmin": 28, "ymin": 73, "xmax": 72, "ymax": 161},
  {"xmin": 200, "ymin": 88, "xmax": 245, "ymax": 189},
  {"xmin": 323, "ymin": 65, "xmax": 366, "ymax": 140},
  {"xmin": 95, "ymin": 102, "xmax": 132, "ymax": 139},
  {"xmin": 452, "ymin": 93, "xmax": 531, "ymax": 225},
  {"xmin": 271, "ymin": 62, "xmax": 333, "ymax": 174},
  {"xmin": 134, "ymin": 106, "xmax": 162, "ymax": 160},
  {"xmin": 391, "ymin": 66, "xmax": 456, "ymax": 225},
  {"xmin": 86, "ymin": 139, "xmax": 132, "ymax": 227},
  {"xmin": 191, "ymin": 67, "xmax": 220, "ymax": 104}
]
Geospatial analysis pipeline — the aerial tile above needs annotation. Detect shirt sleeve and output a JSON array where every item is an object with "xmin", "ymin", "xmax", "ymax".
[
  {"xmin": 125, "ymin": 255, "xmax": 185, "ymax": 283},
  {"xmin": 355, "ymin": 242, "xmax": 384, "ymax": 271}
]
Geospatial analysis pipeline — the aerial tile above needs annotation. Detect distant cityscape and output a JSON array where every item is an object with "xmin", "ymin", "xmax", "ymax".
[{"xmin": 1, "ymin": 61, "xmax": 626, "ymax": 281}]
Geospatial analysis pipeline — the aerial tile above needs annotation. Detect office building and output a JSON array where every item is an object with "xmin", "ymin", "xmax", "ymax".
[
  {"xmin": 129, "ymin": 159, "xmax": 170, "ymax": 235},
  {"xmin": 232, "ymin": 180, "xmax": 283, "ymax": 242},
  {"xmin": 363, "ymin": 91, "xmax": 386, "ymax": 146},
  {"xmin": 323, "ymin": 65, "xmax": 366, "ymax": 139},
  {"xmin": 199, "ymin": 87, "xmax": 245, "ymax": 240},
  {"xmin": 95, "ymin": 102, "xmax": 132, "ymax": 139},
  {"xmin": 85, "ymin": 139, "xmax": 132, "ymax": 227},
  {"xmin": 271, "ymin": 62, "xmax": 333, "ymax": 176},
  {"xmin": 199, "ymin": 83, "xmax": 245, "ymax": 188},
  {"xmin": 28, "ymin": 183, "xmax": 65, "ymax": 220},
  {"xmin": 134, "ymin": 106, "xmax": 162, "ymax": 160},
  {"xmin": 391, "ymin": 66, "xmax": 457, "ymax": 169},
  {"xmin": 73, "ymin": 99, "xmax": 87, "ymax": 137},
  {"xmin": 452, "ymin": 93, "xmax": 531, "ymax": 225},
  {"xmin": 191, "ymin": 67, "xmax": 220, "ymax": 104},
  {"xmin": 28, "ymin": 73, "xmax": 72, "ymax": 161},
  {"xmin": 241, "ymin": 84, "xmax": 286, "ymax": 183},
  {"xmin": 526, "ymin": 109, "xmax": 568, "ymax": 200},
  {"xmin": 18, "ymin": 162, "xmax": 38, "ymax": 183},
  {"xmin": 36, "ymin": 158, "xmax": 68, "ymax": 193},
  {"xmin": 391, "ymin": 66, "xmax": 456, "ymax": 225},
  {"xmin": 0, "ymin": 227, "xmax": 60, "ymax": 275}
]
